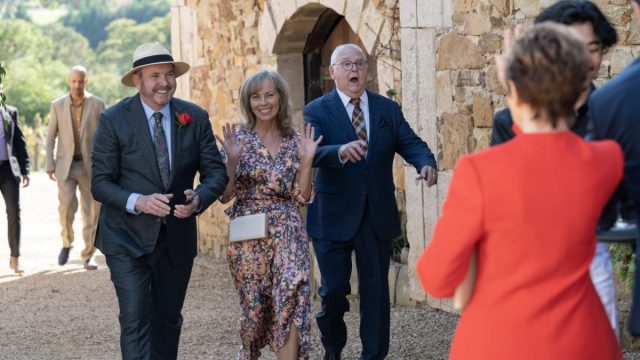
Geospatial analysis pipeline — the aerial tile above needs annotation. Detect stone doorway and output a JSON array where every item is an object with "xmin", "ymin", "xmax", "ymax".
[{"xmin": 303, "ymin": 11, "xmax": 378, "ymax": 103}]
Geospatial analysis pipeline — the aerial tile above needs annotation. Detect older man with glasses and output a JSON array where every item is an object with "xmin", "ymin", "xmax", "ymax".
[{"xmin": 304, "ymin": 43, "xmax": 437, "ymax": 360}]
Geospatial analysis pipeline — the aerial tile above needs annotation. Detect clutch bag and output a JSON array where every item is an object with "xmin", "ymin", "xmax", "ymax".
[
  {"xmin": 229, "ymin": 213, "xmax": 267, "ymax": 242},
  {"xmin": 452, "ymin": 250, "xmax": 477, "ymax": 311}
]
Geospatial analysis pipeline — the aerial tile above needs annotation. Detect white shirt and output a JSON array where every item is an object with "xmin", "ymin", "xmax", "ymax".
[
  {"xmin": 336, "ymin": 89, "xmax": 369, "ymax": 163},
  {"xmin": 126, "ymin": 100, "xmax": 173, "ymax": 214},
  {"xmin": 336, "ymin": 88, "xmax": 370, "ymax": 140}
]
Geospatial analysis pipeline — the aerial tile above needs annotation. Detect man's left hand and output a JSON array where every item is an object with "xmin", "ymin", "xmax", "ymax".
[
  {"xmin": 173, "ymin": 189, "xmax": 200, "ymax": 218},
  {"xmin": 416, "ymin": 165, "xmax": 437, "ymax": 187},
  {"xmin": 22, "ymin": 175, "xmax": 30, "ymax": 188}
]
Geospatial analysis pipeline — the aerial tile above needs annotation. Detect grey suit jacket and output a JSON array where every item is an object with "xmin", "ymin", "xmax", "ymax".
[
  {"xmin": 91, "ymin": 94, "xmax": 228, "ymax": 264},
  {"xmin": 46, "ymin": 92, "xmax": 106, "ymax": 181}
]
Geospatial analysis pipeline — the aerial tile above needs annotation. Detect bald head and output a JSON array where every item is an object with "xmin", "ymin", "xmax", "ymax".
[
  {"xmin": 330, "ymin": 44, "xmax": 366, "ymax": 66},
  {"xmin": 68, "ymin": 65, "xmax": 88, "ymax": 99}
]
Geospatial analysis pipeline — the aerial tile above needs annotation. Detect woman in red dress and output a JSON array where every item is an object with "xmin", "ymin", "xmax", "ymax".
[{"xmin": 417, "ymin": 23, "xmax": 623, "ymax": 359}]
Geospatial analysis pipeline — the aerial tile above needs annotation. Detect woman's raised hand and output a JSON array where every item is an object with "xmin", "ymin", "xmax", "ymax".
[
  {"xmin": 215, "ymin": 123, "xmax": 245, "ymax": 164},
  {"xmin": 296, "ymin": 123, "xmax": 322, "ymax": 165}
]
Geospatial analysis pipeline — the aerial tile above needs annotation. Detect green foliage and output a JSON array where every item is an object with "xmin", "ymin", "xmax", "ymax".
[
  {"xmin": 0, "ymin": 19, "xmax": 54, "ymax": 61},
  {"xmin": 62, "ymin": 0, "xmax": 116, "ymax": 49},
  {"xmin": 117, "ymin": 0, "xmax": 170, "ymax": 24},
  {"xmin": 62, "ymin": 0, "xmax": 170, "ymax": 49},
  {"xmin": 0, "ymin": 62, "xmax": 6, "ymax": 106},
  {"xmin": 391, "ymin": 210, "xmax": 409, "ymax": 262},
  {"xmin": 0, "ymin": 4, "xmax": 170, "ymax": 124},
  {"xmin": 3, "ymin": 56, "xmax": 68, "ymax": 126},
  {"xmin": 49, "ymin": 24, "xmax": 96, "ymax": 68},
  {"xmin": 611, "ymin": 243, "xmax": 636, "ymax": 291}
]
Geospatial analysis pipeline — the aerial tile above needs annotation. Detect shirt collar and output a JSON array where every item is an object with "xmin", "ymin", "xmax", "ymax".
[
  {"xmin": 140, "ymin": 99, "xmax": 170, "ymax": 122},
  {"xmin": 336, "ymin": 88, "xmax": 368, "ymax": 108}
]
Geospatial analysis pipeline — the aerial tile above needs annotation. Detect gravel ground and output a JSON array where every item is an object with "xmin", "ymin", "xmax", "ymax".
[{"xmin": 0, "ymin": 172, "xmax": 638, "ymax": 359}]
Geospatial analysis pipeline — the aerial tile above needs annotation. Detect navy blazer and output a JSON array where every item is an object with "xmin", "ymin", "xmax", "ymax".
[
  {"xmin": 589, "ymin": 60, "xmax": 640, "ymax": 223},
  {"xmin": 91, "ymin": 94, "xmax": 228, "ymax": 265},
  {"xmin": 589, "ymin": 59, "xmax": 640, "ymax": 334},
  {"xmin": 304, "ymin": 89, "xmax": 436, "ymax": 241}
]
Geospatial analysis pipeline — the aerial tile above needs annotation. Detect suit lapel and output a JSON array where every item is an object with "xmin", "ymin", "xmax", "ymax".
[
  {"xmin": 169, "ymin": 100, "xmax": 182, "ymax": 187},
  {"xmin": 126, "ymin": 95, "xmax": 166, "ymax": 189},
  {"xmin": 79, "ymin": 93, "xmax": 91, "ymax": 139},
  {"xmin": 365, "ymin": 90, "xmax": 382, "ymax": 164},
  {"xmin": 325, "ymin": 90, "xmax": 358, "ymax": 143}
]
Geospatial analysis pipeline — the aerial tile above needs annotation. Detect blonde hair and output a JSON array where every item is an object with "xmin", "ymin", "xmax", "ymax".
[{"xmin": 238, "ymin": 70, "xmax": 294, "ymax": 136}]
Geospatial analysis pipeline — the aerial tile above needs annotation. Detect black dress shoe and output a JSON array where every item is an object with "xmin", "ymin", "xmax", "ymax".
[
  {"xmin": 324, "ymin": 352, "xmax": 341, "ymax": 360},
  {"xmin": 58, "ymin": 247, "xmax": 71, "ymax": 266}
]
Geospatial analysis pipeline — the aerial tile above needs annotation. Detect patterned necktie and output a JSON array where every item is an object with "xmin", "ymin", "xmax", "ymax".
[
  {"xmin": 350, "ymin": 98, "xmax": 367, "ymax": 143},
  {"xmin": 152, "ymin": 112, "xmax": 170, "ymax": 188}
]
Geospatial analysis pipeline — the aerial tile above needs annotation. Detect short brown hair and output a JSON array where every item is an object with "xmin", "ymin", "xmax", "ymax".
[
  {"xmin": 505, "ymin": 22, "xmax": 591, "ymax": 128},
  {"xmin": 238, "ymin": 70, "xmax": 294, "ymax": 137}
]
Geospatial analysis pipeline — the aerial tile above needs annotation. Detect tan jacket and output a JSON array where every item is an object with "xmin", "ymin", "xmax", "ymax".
[{"xmin": 46, "ymin": 92, "xmax": 106, "ymax": 181}]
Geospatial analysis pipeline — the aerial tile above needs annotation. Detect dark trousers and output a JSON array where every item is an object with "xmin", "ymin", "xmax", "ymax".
[
  {"xmin": 0, "ymin": 162, "xmax": 20, "ymax": 257},
  {"xmin": 313, "ymin": 206, "xmax": 391, "ymax": 360},
  {"xmin": 105, "ymin": 226, "xmax": 194, "ymax": 360}
]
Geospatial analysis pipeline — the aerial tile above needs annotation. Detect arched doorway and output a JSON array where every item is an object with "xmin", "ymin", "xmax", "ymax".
[{"xmin": 303, "ymin": 10, "xmax": 378, "ymax": 103}]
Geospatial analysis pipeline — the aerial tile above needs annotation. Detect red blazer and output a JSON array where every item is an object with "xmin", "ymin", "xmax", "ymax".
[{"xmin": 418, "ymin": 132, "xmax": 623, "ymax": 360}]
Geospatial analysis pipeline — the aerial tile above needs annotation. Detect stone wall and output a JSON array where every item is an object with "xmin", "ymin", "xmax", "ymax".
[
  {"xmin": 172, "ymin": 0, "xmax": 276, "ymax": 258},
  {"xmin": 172, "ymin": 0, "xmax": 639, "ymax": 312},
  {"xmin": 416, "ymin": 0, "xmax": 638, "ymax": 311}
]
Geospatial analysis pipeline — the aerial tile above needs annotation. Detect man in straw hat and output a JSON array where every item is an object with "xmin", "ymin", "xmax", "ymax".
[{"xmin": 91, "ymin": 42, "xmax": 228, "ymax": 359}]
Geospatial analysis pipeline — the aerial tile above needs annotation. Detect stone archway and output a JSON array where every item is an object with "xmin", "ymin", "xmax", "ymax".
[
  {"xmin": 258, "ymin": 0, "xmax": 424, "ymax": 303},
  {"xmin": 258, "ymin": 0, "xmax": 391, "ymax": 125}
]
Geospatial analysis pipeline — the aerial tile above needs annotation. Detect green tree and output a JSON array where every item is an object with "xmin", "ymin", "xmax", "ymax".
[
  {"xmin": 62, "ymin": 0, "xmax": 116, "ymax": 49},
  {"xmin": 49, "ymin": 24, "xmax": 96, "ymax": 68},
  {"xmin": 62, "ymin": 0, "xmax": 170, "ymax": 50},
  {"xmin": 0, "ymin": 19, "xmax": 53, "ymax": 61},
  {"xmin": 0, "ymin": 62, "xmax": 6, "ymax": 107},
  {"xmin": 3, "ymin": 56, "xmax": 67, "ymax": 126},
  {"xmin": 118, "ymin": 0, "xmax": 169, "ymax": 24}
]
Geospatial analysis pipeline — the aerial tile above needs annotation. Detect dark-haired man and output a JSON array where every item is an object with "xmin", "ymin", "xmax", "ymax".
[
  {"xmin": 589, "ymin": 0, "xmax": 640, "ymax": 337},
  {"xmin": 490, "ymin": 0, "xmax": 620, "ymax": 336},
  {"xmin": 91, "ymin": 43, "xmax": 227, "ymax": 359}
]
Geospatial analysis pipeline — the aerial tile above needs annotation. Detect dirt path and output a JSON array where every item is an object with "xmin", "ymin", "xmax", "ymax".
[
  {"xmin": 0, "ymin": 172, "xmax": 638, "ymax": 359},
  {"xmin": 0, "ymin": 172, "xmax": 458, "ymax": 359}
]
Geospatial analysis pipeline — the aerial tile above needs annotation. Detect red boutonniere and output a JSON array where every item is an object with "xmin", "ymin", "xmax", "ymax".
[{"xmin": 175, "ymin": 112, "xmax": 193, "ymax": 130}]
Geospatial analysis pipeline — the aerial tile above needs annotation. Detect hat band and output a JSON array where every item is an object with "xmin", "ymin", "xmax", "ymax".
[{"xmin": 132, "ymin": 54, "xmax": 174, "ymax": 69}]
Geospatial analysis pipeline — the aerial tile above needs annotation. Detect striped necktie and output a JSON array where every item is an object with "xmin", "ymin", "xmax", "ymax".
[
  {"xmin": 350, "ymin": 98, "xmax": 367, "ymax": 142},
  {"xmin": 152, "ymin": 112, "xmax": 170, "ymax": 188}
]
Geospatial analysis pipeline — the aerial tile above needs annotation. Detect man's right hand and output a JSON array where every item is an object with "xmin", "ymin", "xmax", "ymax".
[
  {"xmin": 47, "ymin": 171, "xmax": 56, "ymax": 181},
  {"xmin": 135, "ymin": 193, "xmax": 173, "ymax": 217},
  {"xmin": 339, "ymin": 140, "xmax": 368, "ymax": 163}
]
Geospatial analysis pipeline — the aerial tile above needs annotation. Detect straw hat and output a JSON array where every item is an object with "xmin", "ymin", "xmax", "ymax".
[{"xmin": 121, "ymin": 42, "xmax": 190, "ymax": 87}]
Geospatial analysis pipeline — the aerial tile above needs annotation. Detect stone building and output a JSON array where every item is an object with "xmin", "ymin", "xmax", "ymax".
[{"xmin": 170, "ymin": 0, "xmax": 639, "ymax": 311}]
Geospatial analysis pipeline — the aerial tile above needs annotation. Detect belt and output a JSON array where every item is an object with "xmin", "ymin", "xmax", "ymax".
[{"xmin": 72, "ymin": 155, "xmax": 83, "ymax": 161}]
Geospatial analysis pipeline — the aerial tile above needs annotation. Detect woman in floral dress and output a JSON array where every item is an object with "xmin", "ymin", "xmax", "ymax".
[{"xmin": 216, "ymin": 70, "xmax": 321, "ymax": 360}]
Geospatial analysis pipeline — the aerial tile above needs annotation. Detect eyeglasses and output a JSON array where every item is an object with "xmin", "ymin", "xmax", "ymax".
[{"xmin": 333, "ymin": 60, "xmax": 368, "ymax": 71}]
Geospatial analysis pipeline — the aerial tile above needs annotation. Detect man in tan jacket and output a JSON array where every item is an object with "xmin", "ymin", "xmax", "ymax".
[{"xmin": 46, "ymin": 65, "xmax": 106, "ymax": 270}]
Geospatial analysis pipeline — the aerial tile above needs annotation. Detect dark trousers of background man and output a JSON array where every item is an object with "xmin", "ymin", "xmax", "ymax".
[{"xmin": 0, "ymin": 162, "xmax": 20, "ymax": 257}]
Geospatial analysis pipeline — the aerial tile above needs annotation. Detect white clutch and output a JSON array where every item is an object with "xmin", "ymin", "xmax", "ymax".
[{"xmin": 229, "ymin": 213, "xmax": 267, "ymax": 242}]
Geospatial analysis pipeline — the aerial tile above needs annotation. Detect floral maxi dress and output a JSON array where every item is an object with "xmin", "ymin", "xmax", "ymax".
[{"xmin": 221, "ymin": 128, "xmax": 312, "ymax": 360}]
